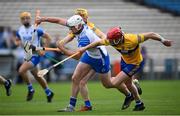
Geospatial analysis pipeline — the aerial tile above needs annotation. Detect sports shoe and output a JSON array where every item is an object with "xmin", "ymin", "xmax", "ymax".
[
  {"xmin": 78, "ymin": 106, "xmax": 92, "ymax": 112},
  {"xmin": 121, "ymin": 94, "xmax": 134, "ymax": 110},
  {"xmin": 47, "ymin": 92, "xmax": 54, "ymax": 103},
  {"xmin": 26, "ymin": 90, "xmax": 35, "ymax": 101},
  {"xmin": 4, "ymin": 79, "xmax": 12, "ymax": 96},
  {"xmin": 57, "ymin": 106, "xmax": 75, "ymax": 112},
  {"xmin": 133, "ymin": 102, "xmax": 145, "ymax": 111},
  {"xmin": 133, "ymin": 79, "xmax": 142, "ymax": 95}
]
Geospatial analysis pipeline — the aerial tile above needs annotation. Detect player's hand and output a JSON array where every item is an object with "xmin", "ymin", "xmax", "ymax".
[
  {"xmin": 37, "ymin": 50, "xmax": 45, "ymax": 56},
  {"xmin": 35, "ymin": 16, "xmax": 42, "ymax": 25},
  {"xmin": 24, "ymin": 49, "xmax": 32, "ymax": 61},
  {"xmin": 162, "ymin": 39, "xmax": 173, "ymax": 47},
  {"xmin": 24, "ymin": 41, "xmax": 31, "ymax": 53}
]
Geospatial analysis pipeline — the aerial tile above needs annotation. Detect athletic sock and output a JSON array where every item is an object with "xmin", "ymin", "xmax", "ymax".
[
  {"xmin": 126, "ymin": 92, "xmax": 132, "ymax": 97},
  {"xmin": 45, "ymin": 88, "xmax": 52, "ymax": 96},
  {"xmin": 27, "ymin": 83, "xmax": 34, "ymax": 92},
  {"xmin": 69, "ymin": 97, "xmax": 77, "ymax": 108},
  {"xmin": 85, "ymin": 100, "xmax": 92, "ymax": 107},
  {"xmin": 135, "ymin": 100, "xmax": 142, "ymax": 105},
  {"xmin": 4, "ymin": 80, "xmax": 9, "ymax": 87}
]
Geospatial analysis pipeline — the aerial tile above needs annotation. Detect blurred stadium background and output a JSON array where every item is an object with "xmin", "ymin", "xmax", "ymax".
[
  {"xmin": 0, "ymin": 0, "xmax": 180, "ymax": 80},
  {"xmin": 0, "ymin": 0, "xmax": 180, "ymax": 82},
  {"xmin": 0, "ymin": 0, "xmax": 180, "ymax": 115}
]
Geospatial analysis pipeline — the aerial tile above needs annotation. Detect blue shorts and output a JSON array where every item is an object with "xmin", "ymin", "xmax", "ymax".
[
  {"xmin": 30, "ymin": 55, "xmax": 42, "ymax": 66},
  {"xmin": 80, "ymin": 52, "xmax": 110, "ymax": 74},
  {"xmin": 120, "ymin": 58, "xmax": 145, "ymax": 77}
]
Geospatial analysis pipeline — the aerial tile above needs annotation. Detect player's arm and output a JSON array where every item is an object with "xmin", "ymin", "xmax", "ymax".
[
  {"xmin": 93, "ymin": 27, "xmax": 106, "ymax": 40},
  {"xmin": 36, "ymin": 16, "xmax": 67, "ymax": 26},
  {"xmin": 42, "ymin": 32, "xmax": 51, "ymax": 47},
  {"xmin": 57, "ymin": 35, "xmax": 81, "ymax": 60},
  {"xmin": 58, "ymin": 45, "xmax": 82, "ymax": 60},
  {"xmin": 57, "ymin": 34, "xmax": 74, "ymax": 47},
  {"xmin": 142, "ymin": 32, "xmax": 173, "ymax": 47},
  {"xmin": 14, "ymin": 30, "xmax": 22, "ymax": 46},
  {"xmin": 14, "ymin": 38, "xmax": 21, "ymax": 46},
  {"xmin": 78, "ymin": 39, "xmax": 106, "ymax": 53}
]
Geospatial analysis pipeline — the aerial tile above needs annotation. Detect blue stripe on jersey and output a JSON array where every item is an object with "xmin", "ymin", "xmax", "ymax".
[{"xmin": 78, "ymin": 35, "xmax": 90, "ymax": 47}]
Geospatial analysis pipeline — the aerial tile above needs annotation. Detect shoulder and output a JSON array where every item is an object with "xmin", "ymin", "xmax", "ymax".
[
  {"xmin": 87, "ymin": 22, "xmax": 95, "ymax": 29},
  {"xmin": 85, "ymin": 26, "xmax": 97, "ymax": 38},
  {"xmin": 36, "ymin": 26, "xmax": 44, "ymax": 36},
  {"xmin": 17, "ymin": 26, "xmax": 24, "ymax": 32},
  {"xmin": 36, "ymin": 26, "xmax": 44, "ymax": 32}
]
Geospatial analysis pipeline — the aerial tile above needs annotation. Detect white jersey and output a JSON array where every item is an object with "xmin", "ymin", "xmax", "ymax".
[
  {"xmin": 16, "ymin": 25, "xmax": 44, "ymax": 47},
  {"xmin": 74, "ymin": 24, "xmax": 108, "ymax": 59}
]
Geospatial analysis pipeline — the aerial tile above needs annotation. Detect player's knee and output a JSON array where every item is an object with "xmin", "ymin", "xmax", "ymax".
[
  {"xmin": 18, "ymin": 68, "xmax": 25, "ymax": 75},
  {"xmin": 80, "ymin": 80, "xmax": 86, "ymax": 87},
  {"xmin": 125, "ymin": 81, "xmax": 132, "ymax": 87},
  {"xmin": 72, "ymin": 76, "xmax": 80, "ymax": 85},
  {"xmin": 34, "ymin": 74, "xmax": 42, "ymax": 79},
  {"xmin": 102, "ymin": 83, "xmax": 112, "ymax": 89}
]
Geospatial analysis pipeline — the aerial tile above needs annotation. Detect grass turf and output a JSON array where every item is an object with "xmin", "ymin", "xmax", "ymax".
[{"xmin": 0, "ymin": 80, "xmax": 180, "ymax": 115}]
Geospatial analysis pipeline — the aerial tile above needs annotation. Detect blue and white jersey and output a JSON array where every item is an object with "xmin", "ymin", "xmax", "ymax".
[
  {"xmin": 75, "ymin": 24, "xmax": 108, "ymax": 59},
  {"xmin": 16, "ymin": 25, "xmax": 44, "ymax": 47}
]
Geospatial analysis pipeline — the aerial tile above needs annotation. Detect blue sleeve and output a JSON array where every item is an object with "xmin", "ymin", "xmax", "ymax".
[
  {"xmin": 37, "ymin": 27, "xmax": 44, "ymax": 37},
  {"xmin": 16, "ymin": 30, "xmax": 21, "ymax": 40}
]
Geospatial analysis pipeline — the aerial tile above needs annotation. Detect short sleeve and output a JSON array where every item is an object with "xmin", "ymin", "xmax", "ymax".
[
  {"xmin": 68, "ymin": 31, "xmax": 75, "ymax": 38},
  {"xmin": 137, "ymin": 34, "xmax": 145, "ymax": 43},
  {"xmin": 16, "ymin": 30, "xmax": 21, "ymax": 40},
  {"xmin": 36, "ymin": 27, "xmax": 44, "ymax": 37}
]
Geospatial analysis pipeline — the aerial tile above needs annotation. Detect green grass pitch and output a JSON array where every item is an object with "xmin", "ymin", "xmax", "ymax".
[{"xmin": 0, "ymin": 80, "xmax": 180, "ymax": 115}]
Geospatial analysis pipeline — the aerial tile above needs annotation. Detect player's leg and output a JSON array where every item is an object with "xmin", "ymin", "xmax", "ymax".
[
  {"xmin": 125, "ymin": 78, "xmax": 145, "ymax": 111},
  {"xmin": 18, "ymin": 61, "xmax": 35, "ymax": 101},
  {"xmin": 0, "ymin": 76, "xmax": 7, "ymax": 84},
  {"xmin": 133, "ymin": 77, "xmax": 142, "ymax": 95},
  {"xmin": 58, "ymin": 62, "xmax": 92, "ymax": 112},
  {"xmin": 79, "ymin": 69, "xmax": 95, "ymax": 111},
  {"xmin": 111, "ymin": 60, "xmax": 145, "ymax": 111},
  {"xmin": 99, "ymin": 71, "xmax": 133, "ymax": 108},
  {"xmin": 0, "ymin": 76, "xmax": 12, "ymax": 96},
  {"xmin": 31, "ymin": 67, "xmax": 54, "ymax": 102}
]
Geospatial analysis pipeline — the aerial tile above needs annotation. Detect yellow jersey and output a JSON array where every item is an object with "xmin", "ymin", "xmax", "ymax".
[
  {"xmin": 68, "ymin": 21, "xmax": 103, "ymax": 38},
  {"xmin": 103, "ymin": 34, "xmax": 145, "ymax": 65}
]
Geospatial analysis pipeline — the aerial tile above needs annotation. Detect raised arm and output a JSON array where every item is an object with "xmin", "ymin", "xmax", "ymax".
[
  {"xmin": 142, "ymin": 32, "xmax": 173, "ymax": 47},
  {"xmin": 36, "ymin": 16, "xmax": 67, "ymax": 26}
]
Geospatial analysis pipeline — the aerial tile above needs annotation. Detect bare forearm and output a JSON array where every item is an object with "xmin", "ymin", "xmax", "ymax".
[
  {"xmin": 14, "ymin": 39, "xmax": 21, "ymax": 46},
  {"xmin": 57, "ymin": 35, "xmax": 73, "ymax": 47},
  {"xmin": 60, "ymin": 47, "xmax": 81, "ymax": 60},
  {"xmin": 41, "ymin": 17, "xmax": 67, "ymax": 26},
  {"xmin": 43, "ymin": 33, "xmax": 51, "ymax": 47},
  {"xmin": 84, "ymin": 40, "xmax": 102, "ymax": 50},
  {"xmin": 143, "ymin": 32, "xmax": 172, "ymax": 47},
  {"xmin": 144, "ymin": 32, "xmax": 165, "ymax": 42}
]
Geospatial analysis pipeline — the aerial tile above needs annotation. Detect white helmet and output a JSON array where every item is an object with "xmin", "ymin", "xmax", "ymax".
[{"xmin": 67, "ymin": 15, "xmax": 85, "ymax": 28}]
